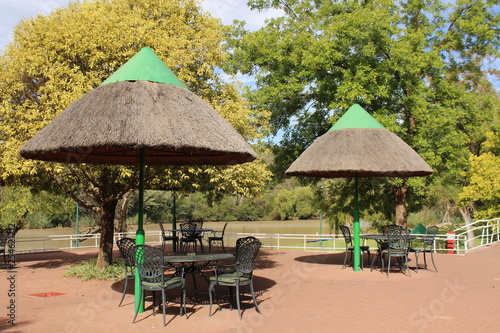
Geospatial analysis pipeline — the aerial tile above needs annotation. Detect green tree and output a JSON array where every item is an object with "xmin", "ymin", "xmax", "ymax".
[
  {"xmin": 228, "ymin": 0, "xmax": 499, "ymax": 227},
  {"xmin": 460, "ymin": 131, "xmax": 500, "ymax": 219},
  {"xmin": 0, "ymin": 0, "xmax": 271, "ymax": 267}
]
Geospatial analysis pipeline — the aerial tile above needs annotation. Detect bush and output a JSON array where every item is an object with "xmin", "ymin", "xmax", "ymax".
[{"xmin": 64, "ymin": 258, "xmax": 124, "ymax": 281}]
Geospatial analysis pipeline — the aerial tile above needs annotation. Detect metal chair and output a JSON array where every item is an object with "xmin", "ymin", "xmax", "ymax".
[
  {"xmin": 158, "ymin": 221, "xmax": 179, "ymax": 252},
  {"xmin": 179, "ymin": 222, "xmax": 204, "ymax": 253},
  {"xmin": 409, "ymin": 226, "xmax": 439, "ymax": 272},
  {"xmin": 380, "ymin": 227, "xmax": 411, "ymax": 277},
  {"xmin": 208, "ymin": 236, "xmax": 262, "ymax": 320},
  {"xmin": 132, "ymin": 245, "xmax": 186, "ymax": 326},
  {"xmin": 116, "ymin": 237, "xmax": 136, "ymax": 307},
  {"xmin": 0, "ymin": 228, "xmax": 7, "ymax": 266},
  {"xmin": 339, "ymin": 225, "xmax": 370, "ymax": 269},
  {"xmin": 208, "ymin": 222, "xmax": 228, "ymax": 253}
]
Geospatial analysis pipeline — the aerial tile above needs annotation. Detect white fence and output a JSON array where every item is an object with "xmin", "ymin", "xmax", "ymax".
[{"xmin": 9, "ymin": 218, "xmax": 500, "ymax": 254}]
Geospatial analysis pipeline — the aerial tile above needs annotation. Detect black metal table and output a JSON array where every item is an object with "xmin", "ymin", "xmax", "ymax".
[
  {"xmin": 164, "ymin": 253, "xmax": 234, "ymax": 303},
  {"xmin": 360, "ymin": 234, "xmax": 416, "ymax": 270}
]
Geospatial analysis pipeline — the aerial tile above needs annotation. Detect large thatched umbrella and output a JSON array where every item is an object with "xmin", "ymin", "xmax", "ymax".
[
  {"xmin": 286, "ymin": 104, "xmax": 433, "ymax": 271},
  {"xmin": 19, "ymin": 47, "xmax": 256, "ymax": 310}
]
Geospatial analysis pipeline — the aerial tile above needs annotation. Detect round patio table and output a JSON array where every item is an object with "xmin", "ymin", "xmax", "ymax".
[
  {"xmin": 164, "ymin": 253, "xmax": 234, "ymax": 303},
  {"xmin": 360, "ymin": 234, "xmax": 415, "ymax": 270}
]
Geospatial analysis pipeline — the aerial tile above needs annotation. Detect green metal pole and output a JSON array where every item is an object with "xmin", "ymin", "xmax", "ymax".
[
  {"xmin": 319, "ymin": 212, "xmax": 323, "ymax": 247},
  {"xmin": 134, "ymin": 149, "xmax": 145, "ymax": 313},
  {"xmin": 172, "ymin": 192, "xmax": 177, "ymax": 252},
  {"xmin": 75, "ymin": 202, "xmax": 79, "ymax": 248},
  {"xmin": 353, "ymin": 174, "xmax": 361, "ymax": 271}
]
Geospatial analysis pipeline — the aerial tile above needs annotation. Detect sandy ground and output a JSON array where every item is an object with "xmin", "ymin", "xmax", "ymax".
[{"xmin": 1, "ymin": 242, "xmax": 500, "ymax": 333}]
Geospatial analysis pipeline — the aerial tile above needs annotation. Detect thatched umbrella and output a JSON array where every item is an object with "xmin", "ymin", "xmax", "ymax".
[
  {"xmin": 19, "ymin": 47, "xmax": 256, "ymax": 310},
  {"xmin": 286, "ymin": 104, "xmax": 433, "ymax": 271}
]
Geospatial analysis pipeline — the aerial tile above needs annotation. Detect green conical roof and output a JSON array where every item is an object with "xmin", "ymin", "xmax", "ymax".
[
  {"xmin": 101, "ymin": 47, "xmax": 187, "ymax": 88},
  {"xmin": 329, "ymin": 104, "xmax": 385, "ymax": 131}
]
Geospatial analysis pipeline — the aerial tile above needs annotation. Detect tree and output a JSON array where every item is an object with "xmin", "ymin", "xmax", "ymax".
[
  {"xmin": 460, "ymin": 131, "xmax": 500, "ymax": 219},
  {"xmin": 228, "ymin": 0, "xmax": 499, "ymax": 227},
  {"xmin": 0, "ymin": 0, "xmax": 271, "ymax": 267}
]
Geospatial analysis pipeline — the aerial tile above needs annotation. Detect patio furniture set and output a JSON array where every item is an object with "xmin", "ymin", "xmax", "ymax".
[
  {"xmin": 116, "ymin": 225, "xmax": 261, "ymax": 327},
  {"xmin": 341, "ymin": 224, "xmax": 439, "ymax": 276}
]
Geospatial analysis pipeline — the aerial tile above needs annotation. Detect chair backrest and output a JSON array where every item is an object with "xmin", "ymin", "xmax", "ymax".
[
  {"xmin": 423, "ymin": 226, "xmax": 439, "ymax": 247},
  {"xmin": 221, "ymin": 222, "xmax": 228, "ymax": 235},
  {"xmin": 158, "ymin": 220, "xmax": 166, "ymax": 236},
  {"xmin": 339, "ymin": 225, "xmax": 352, "ymax": 246},
  {"xmin": 386, "ymin": 227, "xmax": 409, "ymax": 251},
  {"xmin": 382, "ymin": 224, "xmax": 399, "ymax": 234},
  {"xmin": 133, "ymin": 245, "xmax": 164, "ymax": 281},
  {"xmin": 116, "ymin": 237, "xmax": 136, "ymax": 268},
  {"xmin": 235, "ymin": 237, "xmax": 261, "ymax": 275},
  {"xmin": 180, "ymin": 222, "xmax": 197, "ymax": 238}
]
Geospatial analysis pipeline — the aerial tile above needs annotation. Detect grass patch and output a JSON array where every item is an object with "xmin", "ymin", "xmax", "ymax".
[{"xmin": 64, "ymin": 258, "xmax": 125, "ymax": 281}]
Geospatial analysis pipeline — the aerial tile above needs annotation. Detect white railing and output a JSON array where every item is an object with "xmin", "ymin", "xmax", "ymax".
[
  {"xmin": 11, "ymin": 226, "xmax": 494, "ymax": 254},
  {"xmin": 451, "ymin": 217, "xmax": 500, "ymax": 253}
]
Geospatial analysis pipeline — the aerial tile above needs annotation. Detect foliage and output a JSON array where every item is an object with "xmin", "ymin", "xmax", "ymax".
[
  {"xmin": 64, "ymin": 258, "xmax": 124, "ymax": 281},
  {"xmin": 460, "ymin": 131, "xmax": 500, "ymax": 219},
  {"xmin": 0, "ymin": 0, "xmax": 271, "ymax": 266},
  {"xmin": 227, "ymin": 0, "xmax": 499, "ymax": 225},
  {"xmin": 0, "ymin": 186, "xmax": 74, "ymax": 228}
]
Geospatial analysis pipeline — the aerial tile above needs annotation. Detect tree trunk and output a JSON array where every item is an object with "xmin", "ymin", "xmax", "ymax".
[
  {"xmin": 459, "ymin": 203, "xmax": 475, "ymax": 249},
  {"xmin": 116, "ymin": 190, "xmax": 132, "ymax": 233},
  {"xmin": 96, "ymin": 199, "xmax": 118, "ymax": 269},
  {"xmin": 395, "ymin": 183, "xmax": 408, "ymax": 228}
]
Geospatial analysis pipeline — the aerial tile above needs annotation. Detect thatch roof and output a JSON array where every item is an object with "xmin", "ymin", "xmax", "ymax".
[
  {"xmin": 285, "ymin": 128, "xmax": 433, "ymax": 178},
  {"xmin": 19, "ymin": 80, "xmax": 256, "ymax": 166}
]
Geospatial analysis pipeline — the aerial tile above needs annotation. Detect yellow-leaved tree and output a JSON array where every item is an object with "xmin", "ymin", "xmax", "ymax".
[{"xmin": 0, "ymin": 0, "xmax": 271, "ymax": 268}]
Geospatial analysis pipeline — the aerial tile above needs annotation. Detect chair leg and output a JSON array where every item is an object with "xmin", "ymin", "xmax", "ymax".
[
  {"xmin": 161, "ymin": 289, "xmax": 166, "ymax": 327},
  {"xmin": 342, "ymin": 250, "xmax": 349, "ymax": 269},
  {"xmin": 132, "ymin": 289, "xmax": 143, "ymax": 324},
  {"xmin": 181, "ymin": 285, "xmax": 187, "ymax": 316},
  {"xmin": 208, "ymin": 283, "xmax": 214, "ymax": 316},
  {"xmin": 236, "ymin": 284, "xmax": 242, "ymax": 320},
  {"xmin": 118, "ymin": 278, "xmax": 128, "ymax": 307},
  {"xmin": 414, "ymin": 251, "xmax": 420, "ymax": 272},
  {"xmin": 370, "ymin": 251, "xmax": 379, "ymax": 271},
  {"xmin": 221, "ymin": 239, "xmax": 226, "ymax": 253},
  {"xmin": 430, "ymin": 251, "xmax": 438, "ymax": 272},
  {"xmin": 250, "ymin": 282, "xmax": 261, "ymax": 314}
]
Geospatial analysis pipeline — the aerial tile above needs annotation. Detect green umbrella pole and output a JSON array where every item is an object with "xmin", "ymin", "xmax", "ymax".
[
  {"xmin": 172, "ymin": 192, "xmax": 177, "ymax": 252},
  {"xmin": 353, "ymin": 174, "xmax": 361, "ymax": 271},
  {"xmin": 135, "ymin": 149, "xmax": 146, "ymax": 313}
]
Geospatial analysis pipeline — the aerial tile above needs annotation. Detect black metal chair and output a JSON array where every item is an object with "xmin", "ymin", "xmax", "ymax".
[
  {"xmin": 132, "ymin": 245, "xmax": 186, "ymax": 326},
  {"xmin": 0, "ymin": 227, "xmax": 7, "ymax": 266},
  {"xmin": 179, "ymin": 222, "xmax": 204, "ymax": 253},
  {"xmin": 339, "ymin": 225, "xmax": 370, "ymax": 270},
  {"xmin": 409, "ymin": 226, "xmax": 439, "ymax": 272},
  {"xmin": 158, "ymin": 221, "xmax": 179, "ymax": 253},
  {"xmin": 116, "ymin": 237, "xmax": 136, "ymax": 307},
  {"xmin": 208, "ymin": 222, "xmax": 228, "ymax": 253},
  {"xmin": 208, "ymin": 236, "xmax": 262, "ymax": 320},
  {"xmin": 380, "ymin": 227, "xmax": 411, "ymax": 277}
]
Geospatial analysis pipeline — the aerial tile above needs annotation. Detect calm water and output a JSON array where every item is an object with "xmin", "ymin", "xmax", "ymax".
[{"xmin": 14, "ymin": 220, "xmax": 329, "ymax": 252}]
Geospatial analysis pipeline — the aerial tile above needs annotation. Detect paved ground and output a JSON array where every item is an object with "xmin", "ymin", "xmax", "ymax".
[{"xmin": 1, "ymin": 242, "xmax": 500, "ymax": 333}]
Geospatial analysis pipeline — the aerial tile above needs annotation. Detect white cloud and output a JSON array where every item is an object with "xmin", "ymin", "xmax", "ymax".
[
  {"xmin": 0, "ymin": 0, "xmax": 72, "ymax": 49},
  {"xmin": 0, "ymin": 0, "xmax": 281, "ymax": 50}
]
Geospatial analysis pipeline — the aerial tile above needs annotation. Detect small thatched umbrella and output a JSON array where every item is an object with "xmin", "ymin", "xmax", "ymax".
[
  {"xmin": 19, "ymin": 47, "xmax": 256, "ymax": 309},
  {"xmin": 286, "ymin": 104, "xmax": 433, "ymax": 271}
]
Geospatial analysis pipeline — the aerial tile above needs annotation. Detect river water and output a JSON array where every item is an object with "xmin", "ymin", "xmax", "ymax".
[{"xmin": 14, "ymin": 219, "xmax": 330, "ymax": 252}]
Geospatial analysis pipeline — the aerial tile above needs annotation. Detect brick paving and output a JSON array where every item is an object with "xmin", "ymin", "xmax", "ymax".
[{"xmin": 1, "ymin": 242, "xmax": 500, "ymax": 332}]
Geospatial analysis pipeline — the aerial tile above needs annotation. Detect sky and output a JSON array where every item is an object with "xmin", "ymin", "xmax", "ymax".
[{"xmin": 0, "ymin": 0, "xmax": 283, "ymax": 49}]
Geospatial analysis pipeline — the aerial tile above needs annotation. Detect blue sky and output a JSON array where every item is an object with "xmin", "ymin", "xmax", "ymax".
[{"xmin": 0, "ymin": 0, "xmax": 282, "ymax": 49}]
